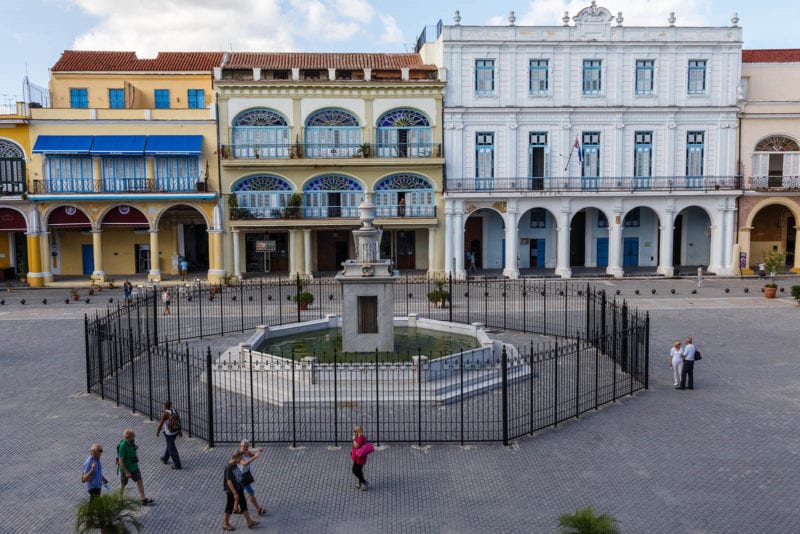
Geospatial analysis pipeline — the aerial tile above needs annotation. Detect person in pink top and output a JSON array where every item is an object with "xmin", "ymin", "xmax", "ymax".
[{"xmin": 351, "ymin": 425, "xmax": 369, "ymax": 491}]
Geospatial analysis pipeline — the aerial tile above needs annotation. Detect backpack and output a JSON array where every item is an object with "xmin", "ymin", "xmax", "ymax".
[{"xmin": 167, "ymin": 409, "xmax": 182, "ymax": 433}]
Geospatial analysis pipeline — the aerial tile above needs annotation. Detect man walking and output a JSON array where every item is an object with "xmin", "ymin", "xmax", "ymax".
[
  {"xmin": 180, "ymin": 257, "xmax": 189, "ymax": 281},
  {"xmin": 117, "ymin": 429, "xmax": 154, "ymax": 505},
  {"xmin": 81, "ymin": 443, "xmax": 108, "ymax": 498},
  {"xmin": 156, "ymin": 400, "xmax": 183, "ymax": 469},
  {"xmin": 678, "ymin": 336, "xmax": 696, "ymax": 390}
]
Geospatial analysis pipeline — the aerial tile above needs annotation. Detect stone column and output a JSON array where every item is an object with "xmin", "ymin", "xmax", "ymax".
[
  {"xmin": 148, "ymin": 229, "xmax": 161, "ymax": 281},
  {"xmin": 555, "ymin": 209, "xmax": 572, "ymax": 278},
  {"xmin": 793, "ymin": 226, "xmax": 800, "ymax": 273},
  {"xmin": 39, "ymin": 230, "xmax": 54, "ymax": 285},
  {"xmin": 91, "ymin": 230, "xmax": 105, "ymax": 283},
  {"xmin": 657, "ymin": 210, "xmax": 675, "ymax": 277},
  {"xmin": 303, "ymin": 229, "xmax": 312, "ymax": 277},
  {"xmin": 444, "ymin": 201, "xmax": 455, "ymax": 276},
  {"xmin": 708, "ymin": 210, "xmax": 724, "ymax": 274},
  {"xmin": 427, "ymin": 227, "xmax": 436, "ymax": 277},
  {"xmin": 723, "ymin": 208, "xmax": 736, "ymax": 275},
  {"xmin": 288, "ymin": 229, "xmax": 298, "ymax": 278},
  {"xmin": 25, "ymin": 233, "xmax": 44, "ymax": 287},
  {"xmin": 454, "ymin": 202, "xmax": 465, "ymax": 279},
  {"xmin": 503, "ymin": 207, "xmax": 519, "ymax": 278},
  {"xmin": 606, "ymin": 213, "xmax": 624, "ymax": 278},
  {"xmin": 738, "ymin": 227, "xmax": 753, "ymax": 273},
  {"xmin": 231, "ymin": 229, "xmax": 241, "ymax": 277},
  {"xmin": 207, "ymin": 229, "xmax": 225, "ymax": 282}
]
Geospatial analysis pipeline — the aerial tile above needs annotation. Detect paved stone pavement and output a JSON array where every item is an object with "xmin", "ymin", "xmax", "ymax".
[{"xmin": 1, "ymin": 276, "xmax": 799, "ymax": 533}]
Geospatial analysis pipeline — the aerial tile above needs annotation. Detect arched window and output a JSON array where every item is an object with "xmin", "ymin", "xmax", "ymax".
[
  {"xmin": 232, "ymin": 175, "xmax": 294, "ymax": 218},
  {"xmin": 752, "ymin": 136, "xmax": 800, "ymax": 189},
  {"xmin": 0, "ymin": 139, "xmax": 25, "ymax": 192},
  {"xmin": 303, "ymin": 174, "xmax": 364, "ymax": 218},
  {"xmin": 232, "ymin": 108, "xmax": 290, "ymax": 159},
  {"xmin": 304, "ymin": 109, "xmax": 361, "ymax": 158},
  {"xmin": 374, "ymin": 173, "xmax": 435, "ymax": 217},
  {"xmin": 376, "ymin": 108, "xmax": 433, "ymax": 158}
]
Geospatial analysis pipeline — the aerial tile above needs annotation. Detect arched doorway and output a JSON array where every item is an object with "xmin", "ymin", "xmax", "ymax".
[
  {"xmin": 464, "ymin": 208, "xmax": 505, "ymax": 270},
  {"xmin": 158, "ymin": 205, "xmax": 210, "ymax": 277},
  {"xmin": 620, "ymin": 207, "xmax": 659, "ymax": 269},
  {"xmin": 673, "ymin": 206, "xmax": 711, "ymax": 269},
  {"xmin": 517, "ymin": 207, "xmax": 557, "ymax": 270},
  {"xmin": 99, "ymin": 205, "xmax": 150, "ymax": 275},
  {"xmin": 44, "ymin": 206, "xmax": 92, "ymax": 275},
  {"xmin": 749, "ymin": 204, "xmax": 796, "ymax": 268},
  {"xmin": 569, "ymin": 207, "xmax": 610, "ymax": 271},
  {"xmin": 0, "ymin": 207, "xmax": 27, "ymax": 279}
]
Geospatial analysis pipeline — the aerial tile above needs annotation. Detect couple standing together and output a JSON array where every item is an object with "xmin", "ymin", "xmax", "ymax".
[{"xmin": 670, "ymin": 337, "xmax": 698, "ymax": 390}]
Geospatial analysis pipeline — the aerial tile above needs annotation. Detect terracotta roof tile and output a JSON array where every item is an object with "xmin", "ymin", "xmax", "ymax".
[
  {"xmin": 742, "ymin": 49, "xmax": 800, "ymax": 63},
  {"xmin": 224, "ymin": 52, "xmax": 436, "ymax": 70},
  {"xmin": 52, "ymin": 51, "xmax": 224, "ymax": 72}
]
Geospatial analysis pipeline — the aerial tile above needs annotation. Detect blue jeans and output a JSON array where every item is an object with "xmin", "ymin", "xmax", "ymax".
[{"xmin": 161, "ymin": 433, "xmax": 182, "ymax": 467}]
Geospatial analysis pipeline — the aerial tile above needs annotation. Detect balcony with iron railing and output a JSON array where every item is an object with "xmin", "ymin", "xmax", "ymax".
[
  {"xmin": 32, "ymin": 177, "xmax": 210, "ymax": 194},
  {"xmin": 230, "ymin": 203, "xmax": 436, "ymax": 220},
  {"xmin": 748, "ymin": 175, "xmax": 800, "ymax": 191},
  {"xmin": 220, "ymin": 142, "xmax": 441, "ymax": 161},
  {"xmin": 446, "ymin": 175, "xmax": 741, "ymax": 193}
]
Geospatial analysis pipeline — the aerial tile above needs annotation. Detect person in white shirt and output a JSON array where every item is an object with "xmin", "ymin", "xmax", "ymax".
[{"xmin": 669, "ymin": 340, "xmax": 683, "ymax": 387}]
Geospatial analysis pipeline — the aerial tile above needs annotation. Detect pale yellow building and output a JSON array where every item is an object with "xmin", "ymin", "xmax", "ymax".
[
  {"xmin": 28, "ymin": 51, "xmax": 225, "ymax": 286},
  {"xmin": 738, "ymin": 49, "xmax": 800, "ymax": 273},
  {"xmin": 215, "ymin": 52, "xmax": 446, "ymax": 278},
  {"xmin": 0, "ymin": 104, "xmax": 33, "ymax": 281}
]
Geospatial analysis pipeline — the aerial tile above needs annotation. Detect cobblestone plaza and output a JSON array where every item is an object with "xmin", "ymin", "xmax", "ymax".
[{"xmin": 1, "ymin": 276, "xmax": 798, "ymax": 533}]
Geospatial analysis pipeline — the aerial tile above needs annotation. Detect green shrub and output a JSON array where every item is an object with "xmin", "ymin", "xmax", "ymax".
[
  {"xmin": 558, "ymin": 506, "xmax": 620, "ymax": 534},
  {"xmin": 791, "ymin": 285, "xmax": 800, "ymax": 303},
  {"xmin": 75, "ymin": 492, "xmax": 142, "ymax": 534}
]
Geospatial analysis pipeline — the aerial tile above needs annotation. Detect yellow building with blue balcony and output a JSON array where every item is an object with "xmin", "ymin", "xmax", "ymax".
[
  {"xmin": 215, "ymin": 52, "xmax": 446, "ymax": 277},
  {"xmin": 28, "ymin": 51, "xmax": 224, "ymax": 285}
]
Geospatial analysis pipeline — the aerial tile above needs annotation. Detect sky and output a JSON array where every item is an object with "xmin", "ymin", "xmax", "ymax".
[{"xmin": 1, "ymin": 0, "xmax": 798, "ymax": 110}]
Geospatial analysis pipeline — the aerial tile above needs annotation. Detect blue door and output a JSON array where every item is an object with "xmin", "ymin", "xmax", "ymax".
[
  {"xmin": 623, "ymin": 238, "xmax": 639, "ymax": 267},
  {"xmin": 596, "ymin": 238, "xmax": 608, "ymax": 267},
  {"xmin": 82, "ymin": 244, "xmax": 94, "ymax": 275},
  {"xmin": 536, "ymin": 239, "xmax": 545, "ymax": 267}
]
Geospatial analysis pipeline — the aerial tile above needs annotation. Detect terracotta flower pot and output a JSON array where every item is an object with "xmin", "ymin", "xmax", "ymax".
[{"xmin": 764, "ymin": 286, "xmax": 777, "ymax": 299}]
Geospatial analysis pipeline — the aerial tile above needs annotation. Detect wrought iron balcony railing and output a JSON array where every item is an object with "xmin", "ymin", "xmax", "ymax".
[
  {"xmin": 220, "ymin": 142, "xmax": 441, "ymax": 160},
  {"xmin": 32, "ymin": 178, "xmax": 210, "ymax": 194},
  {"xmin": 447, "ymin": 175, "xmax": 741, "ymax": 193},
  {"xmin": 230, "ymin": 203, "xmax": 436, "ymax": 220},
  {"xmin": 748, "ymin": 175, "xmax": 800, "ymax": 191}
]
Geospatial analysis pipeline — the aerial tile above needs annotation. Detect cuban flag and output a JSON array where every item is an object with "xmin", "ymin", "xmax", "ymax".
[{"xmin": 574, "ymin": 136, "xmax": 583, "ymax": 163}]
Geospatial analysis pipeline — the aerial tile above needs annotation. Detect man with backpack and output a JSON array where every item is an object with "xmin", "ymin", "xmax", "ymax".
[{"xmin": 156, "ymin": 400, "xmax": 183, "ymax": 469}]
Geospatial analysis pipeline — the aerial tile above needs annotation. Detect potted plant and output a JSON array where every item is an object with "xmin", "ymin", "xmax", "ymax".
[
  {"xmin": 70, "ymin": 289, "xmax": 80, "ymax": 301},
  {"xmin": 557, "ymin": 506, "xmax": 619, "ymax": 534},
  {"xmin": 75, "ymin": 492, "xmax": 142, "ymax": 534},
  {"xmin": 294, "ymin": 291, "xmax": 314, "ymax": 310},
  {"xmin": 791, "ymin": 285, "xmax": 800, "ymax": 305},
  {"xmin": 427, "ymin": 280, "xmax": 450, "ymax": 308},
  {"xmin": 88, "ymin": 284, "xmax": 96, "ymax": 296},
  {"xmin": 282, "ymin": 193, "xmax": 303, "ymax": 218},
  {"xmin": 223, "ymin": 273, "xmax": 238, "ymax": 287},
  {"xmin": 357, "ymin": 142, "xmax": 370, "ymax": 158},
  {"xmin": 762, "ymin": 249, "xmax": 786, "ymax": 299}
]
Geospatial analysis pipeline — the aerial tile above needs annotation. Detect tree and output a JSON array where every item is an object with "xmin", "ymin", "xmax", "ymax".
[
  {"xmin": 75, "ymin": 492, "xmax": 142, "ymax": 534},
  {"xmin": 558, "ymin": 506, "xmax": 620, "ymax": 534}
]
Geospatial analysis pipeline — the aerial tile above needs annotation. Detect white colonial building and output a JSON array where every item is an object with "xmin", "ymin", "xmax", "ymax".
[{"xmin": 418, "ymin": 2, "xmax": 742, "ymax": 278}]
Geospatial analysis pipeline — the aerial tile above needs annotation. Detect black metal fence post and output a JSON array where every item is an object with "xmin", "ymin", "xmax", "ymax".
[
  {"xmin": 448, "ymin": 271, "xmax": 453, "ymax": 323},
  {"xmin": 249, "ymin": 348, "xmax": 256, "ymax": 445},
  {"xmin": 501, "ymin": 345, "xmax": 508, "ymax": 445},
  {"xmin": 575, "ymin": 332, "xmax": 581, "ymax": 419},
  {"xmin": 206, "ymin": 347, "xmax": 214, "ymax": 447},
  {"xmin": 553, "ymin": 340, "xmax": 559, "ymax": 427},
  {"xmin": 84, "ymin": 315, "xmax": 92, "ymax": 393},
  {"xmin": 291, "ymin": 348, "xmax": 297, "ymax": 448},
  {"xmin": 375, "ymin": 348, "xmax": 380, "ymax": 446},
  {"xmin": 333, "ymin": 349, "xmax": 338, "ymax": 447},
  {"xmin": 644, "ymin": 312, "xmax": 650, "ymax": 389},
  {"xmin": 185, "ymin": 344, "xmax": 192, "ymax": 438}
]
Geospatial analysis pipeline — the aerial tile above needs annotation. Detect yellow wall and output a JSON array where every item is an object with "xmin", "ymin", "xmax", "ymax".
[
  {"xmin": 50, "ymin": 73, "xmax": 214, "ymax": 110},
  {"xmin": 0, "ymin": 233, "xmax": 11, "ymax": 269}
]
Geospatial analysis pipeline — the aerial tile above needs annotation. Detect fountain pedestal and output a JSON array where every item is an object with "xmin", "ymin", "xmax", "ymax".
[{"xmin": 335, "ymin": 194, "xmax": 399, "ymax": 353}]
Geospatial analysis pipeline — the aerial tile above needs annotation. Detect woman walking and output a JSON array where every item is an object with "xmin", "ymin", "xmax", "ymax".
[
  {"xmin": 224, "ymin": 450, "xmax": 259, "ymax": 531},
  {"xmin": 670, "ymin": 340, "xmax": 684, "ymax": 387},
  {"xmin": 238, "ymin": 440, "xmax": 267, "ymax": 516},
  {"xmin": 351, "ymin": 425, "xmax": 369, "ymax": 491}
]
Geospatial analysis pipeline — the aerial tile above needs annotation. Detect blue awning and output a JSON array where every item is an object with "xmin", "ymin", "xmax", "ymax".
[
  {"xmin": 145, "ymin": 135, "xmax": 203, "ymax": 155},
  {"xmin": 32, "ymin": 135, "xmax": 93, "ymax": 154},
  {"xmin": 90, "ymin": 135, "xmax": 147, "ymax": 155}
]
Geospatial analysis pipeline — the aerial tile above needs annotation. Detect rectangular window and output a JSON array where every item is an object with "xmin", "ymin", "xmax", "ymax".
[
  {"xmin": 529, "ymin": 60, "xmax": 549, "ymax": 96},
  {"xmin": 582, "ymin": 60, "xmax": 602, "ymax": 95},
  {"xmin": 686, "ymin": 131, "xmax": 705, "ymax": 187},
  {"xmin": 528, "ymin": 132, "xmax": 549, "ymax": 190},
  {"xmin": 108, "ymin": 89, "xmax": 124, "ymax": 109},
  {"xmin": 154, "ymin": 156, "xmax": 200, "ymax": 191},
  {"xmin": 688, "ymin": 60, "xmax": 707, "ymax": 94},
  {"xmin": 475, "ymin": 132, "xmax": 494, "ymax": 189},
  {"xmin": 46, "ymin": 156, "xmax": 93, "ymax": 192},
  {"xmin": 475, "ymin": 59, "xmax": 495, "ymax": 95},
  {"xmin": 635, "ymin": 60, "xmax": 654, "ymax": 95},
  {"xmin": 634, "ymin": 132, "xmax": 653, "ymax": 189},
  {"xmin": 70, "ymin": 88, "xmax": 88, "ymax": 109},
  {"xmin": 187, "ymin": 89, "xmax": 205, "ymax": 109},
  {"xmin": 582, "ymin": 132, "xmax": 601, "ymax": 189},
  {"xmin": 101, "ymin": 157, "xmax": 147, "ymax": 191},
  {"xmin": 154, "ymin": 89, "xmax": 170, "ymax": 109}
]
